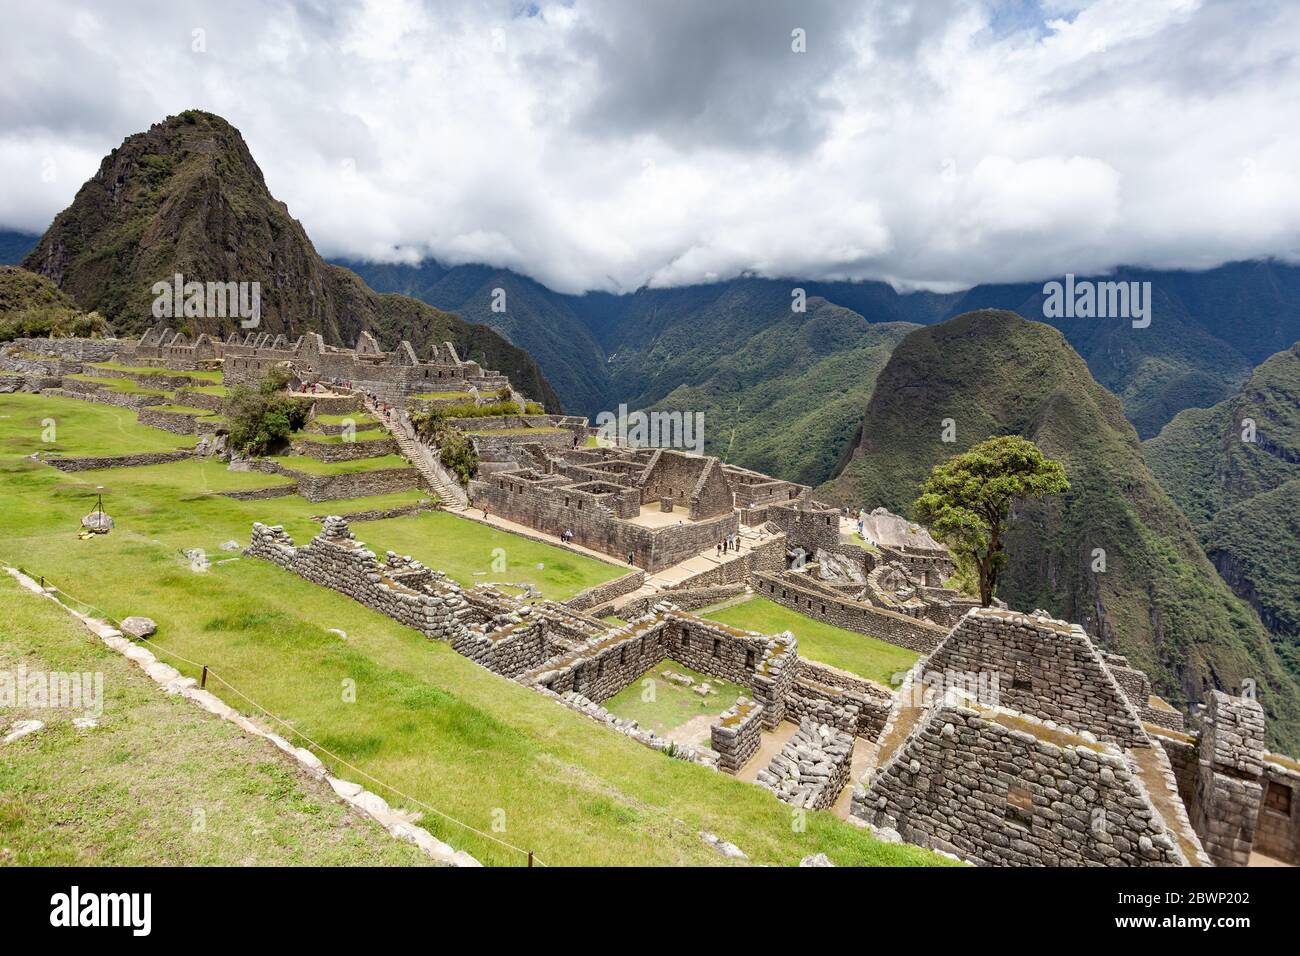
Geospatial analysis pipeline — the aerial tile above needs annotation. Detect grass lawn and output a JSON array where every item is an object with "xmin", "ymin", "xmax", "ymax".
[
  {"xmin": 0, "ymin": 392, "xmax": 197, "ymax": 456},
  {"xmin": 351, "ymin": 510, "xmax": 624, "ymax": 602},
  {"xmin": 270, "ymin": 453, "xmax": 411, "ymax": 476},
  {"xmin": 0, "ymin": 575, "xmax": 431, "ymax": 866},
  {"xmin": 0, "ymin": 392, "xmax": 948, "ymax": 867},
  {"xmin": 413, "ymin": 391, "xmax": 474, "ymax": 401},
  {"xmin": 701, "ymin": 596, "xmax": 919, "ymax": 686},
  {"xmin": 603, "ymin": 658, "xmax": 746, "ymax": 738}
]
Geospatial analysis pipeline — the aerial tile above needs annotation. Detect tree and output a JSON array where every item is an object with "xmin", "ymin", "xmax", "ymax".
[
  {"xmin": 913, "ymin": 435, "xmax": 1069, "ymax": 607},
  {"xmin": 222, "ymin": 371, "xmax": 310, "ymax": 457}
]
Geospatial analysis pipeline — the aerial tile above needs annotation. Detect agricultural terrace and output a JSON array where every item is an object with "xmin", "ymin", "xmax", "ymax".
[{"xmin": 0, "ymin": 391, "xmax": 945, "ymax": 867}]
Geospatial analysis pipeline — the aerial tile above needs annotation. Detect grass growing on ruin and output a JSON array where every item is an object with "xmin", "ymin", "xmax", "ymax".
[
  {"xmin": 0, "ymin": 392, "xmax": 197, "ymax": 456},
  {"xmin": 603, "ymin": 659, "xmax": 746, "ymax": 740},
  {"xmin": 0, "ymin": 392, "xmax": 951, "ymax": 867},
  {"xmin": 701, "ymin": 596, "xmax": 919, "ymax": 686},
  {"xmin": 0, "ymin": 575, "xmax": 431, "ymax": 866},
  {"xmin": 351, "ymin": 510, "xmax": 625, "ymax": 602}
]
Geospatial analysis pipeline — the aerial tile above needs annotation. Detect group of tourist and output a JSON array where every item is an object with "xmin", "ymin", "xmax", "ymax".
[
  {"xmin": 560, "ymin": 527, "xmax": 574, "ymax": 544},
  {"xmin": 715, "ymin": 532, "xmax": 741, "ymax": 558}
]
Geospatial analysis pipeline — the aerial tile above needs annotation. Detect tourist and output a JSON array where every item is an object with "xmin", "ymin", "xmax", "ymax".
[{"xmin": 716, "ymin": 543, "xmax": 722, "ymax": 557}]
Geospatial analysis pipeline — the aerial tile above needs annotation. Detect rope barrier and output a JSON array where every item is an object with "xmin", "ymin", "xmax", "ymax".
[{"xmin": 5, "ymin": 563, "xmax": 546, "ymax": 867}]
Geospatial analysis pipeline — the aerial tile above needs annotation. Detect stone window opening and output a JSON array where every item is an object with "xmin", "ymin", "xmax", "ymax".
[
  {"xmin": 745, "ymin": 649, "xmax": 755, "ymax": 669},
  {"xmin": 1006, "ymin": 785, "xmax": 1034, "ymax": 828},
  {"xmin": 1264, "ymin": 780, "xmax": 1293, "ymax": 816},
  {"xmin": 1012, "ymin": 672, "xmax": 1032, "ymax": 692},
  {"xmin": 682, "ymin": 627, "xmax": 690, "ymax": 650},
  {"xmin": 713, "ymin": 637, "xmax": 721, "ymax": 657}
]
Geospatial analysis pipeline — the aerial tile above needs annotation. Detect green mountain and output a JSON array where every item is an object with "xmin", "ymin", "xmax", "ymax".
[
  {"xmin": 1145, "ymin": 344, "xmax": 1300, "ymax": 645},
  {"xmin": 20, "ymin": 111, "xmax": 559, "ymax": 409},
  {"xmin": 0, "ymin": 265, "xmax": 108, "ymax": 340},
  {"xmin": 818, "ymin": 309, "xmax": 1300, "ymax": 752}
]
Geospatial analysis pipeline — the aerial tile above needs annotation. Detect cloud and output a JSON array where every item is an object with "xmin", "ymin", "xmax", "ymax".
[{"xmin": 0, "ymin": 0, "xmax": 1297, "ymax": 293}]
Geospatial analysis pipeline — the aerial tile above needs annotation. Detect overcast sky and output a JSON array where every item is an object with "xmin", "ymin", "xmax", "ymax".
[{"xmin": 1, "ymin": 0, "xmax": 1297, "ymax": 294}]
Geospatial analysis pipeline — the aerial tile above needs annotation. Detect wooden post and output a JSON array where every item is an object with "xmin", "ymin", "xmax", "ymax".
[
  {"xmin": 528, "ymin": 850, "xmax": 534, "ymax": 868},
  {"xmin": 200, "ymin": 665, "xmax": 208, "ymax": 689}
]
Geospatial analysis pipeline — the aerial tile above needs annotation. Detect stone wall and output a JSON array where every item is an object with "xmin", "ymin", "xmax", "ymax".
[
  {"xmin": 290, "ymin": 436, "xmax": 398, "ymax": 462},
  {"xmin": 246, "ymin": 519, "xmax": 474, "ymax": 642},
  {"xmin": 791, "ymin": 659, "xmax": 894, "ymax": 739},
  {"xmin": 563, "ymin": 569, "xmax": 646, "ymax": 612},
  {"xmin": 924, "ymin": 608, "xmax": 1148, "ymax": 747},
  {"xmin": 1189, "ymin": 690, "xmax": 1265, "ymax": 867},
  {"xmin": 854, "ymin": 700, "xmax": 1185, "ymax": 866},
  {"xmin": 711, "ymin": 698, "xmax": 764, "ymax": 773},
  {"xmin": 137, "ymin": 407, "xmax": 217, "ymax": 435},
  {"xmin": 751, "ymin": 571, "xmax": 946, "ymax": 653},
  {"xmin": 1255, "ymin": 759, "xmax": 1300, "ymax": 864},
  {"xmin": 39, "ymin": 449, "xmax": 194, "ymax": 472},
  {"xmin": 281, "ymin": 464, "xmax": 421, "ymax": 502}
]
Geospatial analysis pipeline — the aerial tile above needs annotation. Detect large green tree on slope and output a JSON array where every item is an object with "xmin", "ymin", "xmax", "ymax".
[{"xmin": 914, "ymin": 436, "xmax": 1069, "ymax": 607}]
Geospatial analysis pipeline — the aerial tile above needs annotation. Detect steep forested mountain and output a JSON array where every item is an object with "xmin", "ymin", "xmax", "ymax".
[{"xmin": 1146, "ymin": 344, "xmax": 1300, "ymax": 655}]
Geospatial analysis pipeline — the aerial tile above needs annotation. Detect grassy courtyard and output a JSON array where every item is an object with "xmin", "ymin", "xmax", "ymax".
[
  {"xmin": 700, "ymin": 596, "xmax": 919, "ymax": 686},
  {"xmin": 602, "ymin": 659, "xmax": 746, "ymax": 741},
  {"xmin": 0, "ymin": 391, "xmax": 948, "ymax": 867},
  {"xmin": 351, "ymin": 510, "xmax": 625, "ymax": 602},
  {"xmin": 0, "ymin": 575, "xmax": 429, "ymax": 866}
]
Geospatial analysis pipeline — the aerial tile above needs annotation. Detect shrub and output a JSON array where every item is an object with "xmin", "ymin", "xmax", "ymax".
[
  {"xmin": 222, "ymin": 385, "xmax": 310, "ymax": 457},
  {"xmin": 439, "ymin": 431, "xmax": 479, "ymax": 486},
  {"xmin": 0, "ymin": 307, "xmax": 110, "ymax": 342}
]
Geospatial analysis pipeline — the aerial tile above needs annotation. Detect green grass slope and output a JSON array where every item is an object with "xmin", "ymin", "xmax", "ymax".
[
  {"xmin": 0, "ymin": 574, "xmax": 432, "ymax": 866},
  {"xmin": 818, "ymin": 310, "xmax": 1300, "ymax": 753}
]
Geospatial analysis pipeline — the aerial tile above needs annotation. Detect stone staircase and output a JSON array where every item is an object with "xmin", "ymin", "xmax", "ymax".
[{"xmin": 371, "ymin": 402, "xmax": 468, "ymax": 511}]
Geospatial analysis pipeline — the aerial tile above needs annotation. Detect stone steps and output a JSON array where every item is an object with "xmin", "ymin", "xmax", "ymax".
[{"xmin": 370, "ymin": 402, "xmax": 468, "ymax": 511}]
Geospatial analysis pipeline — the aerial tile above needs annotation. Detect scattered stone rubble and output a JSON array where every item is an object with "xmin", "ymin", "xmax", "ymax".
[{"xmin": 756, "ymin": 717, "xmax": 854, "ymax": 810}]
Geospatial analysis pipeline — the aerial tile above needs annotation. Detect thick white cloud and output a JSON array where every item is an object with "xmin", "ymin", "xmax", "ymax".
[{"xmin": 0, "ymin": 0, "xmax": 1297, "ymax": 292}]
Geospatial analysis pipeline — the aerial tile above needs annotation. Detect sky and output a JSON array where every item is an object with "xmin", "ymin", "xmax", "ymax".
[{"xmin": 1, "ymin": 0, "xmax": 1298, "ymax": 294}]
